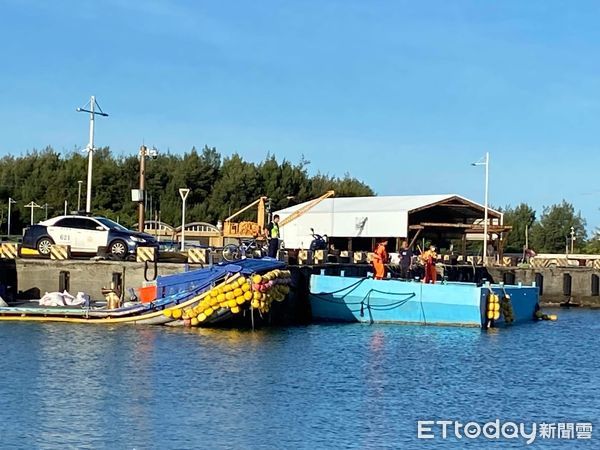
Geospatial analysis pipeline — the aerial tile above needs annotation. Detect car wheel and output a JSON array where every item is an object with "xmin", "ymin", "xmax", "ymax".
[
  {"xmin": 108, "ymin": 240, "xmax": 128, "ymax": 259},
  {"xmin": 36, "ymin": 237, "xmax": 54, "ymax": 256}
]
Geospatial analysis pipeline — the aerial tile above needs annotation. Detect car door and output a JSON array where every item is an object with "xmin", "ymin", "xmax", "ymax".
[
  {"xmin": 72, "ymin": 218, "xmax": 109, "ymax": 253},
  {"xmin": 47, "ymin": 218, "xmax": 79, "ymax": 249}
]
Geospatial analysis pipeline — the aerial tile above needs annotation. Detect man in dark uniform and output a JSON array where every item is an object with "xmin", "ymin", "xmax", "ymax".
[
  {"xmin": 265, "ymin": 214, "xmax": 280, "ymax": 258},
  {"xmin": 399, "ymin": 240, "xmax": 413, "ymax": 279}
]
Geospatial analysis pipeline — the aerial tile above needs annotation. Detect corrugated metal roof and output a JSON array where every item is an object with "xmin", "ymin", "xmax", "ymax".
[{"xmin": 275, "ymin": 194, "xmax": 500, "ymax": 215}]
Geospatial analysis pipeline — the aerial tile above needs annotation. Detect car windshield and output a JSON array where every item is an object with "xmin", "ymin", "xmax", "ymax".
[{"xmin": 95, "ymin": 217, "xmax": 130, "ymax": 232}]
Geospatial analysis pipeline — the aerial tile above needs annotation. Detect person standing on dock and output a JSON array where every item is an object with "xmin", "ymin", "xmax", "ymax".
[
  {"xmin": 421, "ymin": 244, "xmax": 438, "ymax": 283},
  {"xmin": 372, "ymin": 239, "xmax": 389, "ymax": 280},
  {"xmin": 399, "ymin": 240, "xmax": 413, "ymax": 279},
  {"xmin": 266, "ymin": 214, "xmax": 281, "ymax": 258}
]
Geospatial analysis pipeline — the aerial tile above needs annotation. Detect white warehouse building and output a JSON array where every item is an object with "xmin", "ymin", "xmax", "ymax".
[{"xmin": 274, "ymin": 194, "xmax": 507, "ymax": 254}]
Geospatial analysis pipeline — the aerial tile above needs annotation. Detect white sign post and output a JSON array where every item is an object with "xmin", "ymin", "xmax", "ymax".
[{"xmin": 179, "ymin": 188, "xmax": 190, "ymax": 251}]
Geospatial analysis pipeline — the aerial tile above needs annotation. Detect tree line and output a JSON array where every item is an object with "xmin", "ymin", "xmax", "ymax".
[
  {"xmin": 0, "ymin": 146, "xmax": 373, "ymax": 233},
  {"xmin": 500, "ymin": 201, "xmax": 595, "ymax": 254}
]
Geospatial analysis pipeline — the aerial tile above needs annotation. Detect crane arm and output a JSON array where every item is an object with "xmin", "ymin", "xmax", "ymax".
[
  {"xmin": 225, "ymin": 197, "xmax": 267, "ymax": 222},
  {"xmin": 279, "ymin": 190, "xmax": 335, "ymax": 227}
]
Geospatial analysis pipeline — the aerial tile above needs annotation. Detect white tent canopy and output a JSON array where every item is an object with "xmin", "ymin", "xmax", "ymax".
[{"xmin": 274, "ymin": 194, "xmax": 500, "ymax": 249}]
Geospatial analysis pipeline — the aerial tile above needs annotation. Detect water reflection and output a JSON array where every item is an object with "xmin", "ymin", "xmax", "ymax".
[{"xmin": 0, "ymin": 309, "xmax": 597, "ymax": 449}]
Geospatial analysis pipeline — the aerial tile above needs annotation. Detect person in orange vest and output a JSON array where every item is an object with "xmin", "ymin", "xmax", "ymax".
[
  {"xmin": 372, "ymin": 239, "xmax": 388, "ymax": 280},
  {"xmin": 420, "ymin": 244, "xmax": 438, "ymax": 284}
]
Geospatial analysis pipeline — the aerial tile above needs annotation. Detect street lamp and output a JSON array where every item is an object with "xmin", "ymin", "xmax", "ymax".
[
  {"xmin": 77, "ymin": 96, "xmax": 108, "ymax": 213},
  {"xmin": 570, "ymin": 226, "xmax": 575, "ymax": 254},
  {"xmin": 7, "ymin": 197, "xmax": 16, "ymax": 236},
  {"xmin": 179, "ymin": 188, "xmax": 190, "ymax": 251},
  {"xmin": 24, "ymin": 201, "xmax": 42, "ymax": 225},
  {"xmin": 77, "ymin": 180, "xmax": 83, "ymax": 211},
  {"xmin": 472, "ymin": 152, "xmax": 490, "ymax": 265}
]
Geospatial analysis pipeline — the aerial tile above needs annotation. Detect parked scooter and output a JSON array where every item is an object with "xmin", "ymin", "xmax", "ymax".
[{"xmin": 309, "ymin": 228, "xmax": 328, "ymax": 251}]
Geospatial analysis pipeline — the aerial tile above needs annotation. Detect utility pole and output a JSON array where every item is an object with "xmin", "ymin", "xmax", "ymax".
[
  {"xmin": 77, "ymin": 180, "xmax": 83, "ymax": 211},
  {"xmin": 7, "ymin": 198, "xmax": 16, "ymax": 236},
  {"xmin": 137, "ymin": 146, "xmax": 158, "ymax": 232},
  {"xmin": 77, "ymin": 96, "xmax": 108, "ymax": 213},
  {"xmin": 138, "ymin": 145, "xmax": 147, "ymax": 232}
]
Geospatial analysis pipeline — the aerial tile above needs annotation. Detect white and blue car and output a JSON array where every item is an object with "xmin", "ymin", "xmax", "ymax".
[{"xmin": 22, "ymin": 215, "xmax": 158, "ymax": 258}]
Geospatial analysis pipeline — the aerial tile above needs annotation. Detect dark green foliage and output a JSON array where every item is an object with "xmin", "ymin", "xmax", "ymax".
[
  {"xmin": 0, "ymin": 146, "xmax": 373, "ymax": 232},
  {"xmin": 501, "ymin": 203, "xmax": 536, "ymax": 253},
  {"xmin": 530, "ymin": 201, "xmax": 587, "ymax": 253}
]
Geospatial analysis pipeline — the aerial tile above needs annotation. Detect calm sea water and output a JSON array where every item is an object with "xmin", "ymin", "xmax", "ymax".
[{"xmin": 0, "ymin": 308, "xmax": 598, "ymax": 449}]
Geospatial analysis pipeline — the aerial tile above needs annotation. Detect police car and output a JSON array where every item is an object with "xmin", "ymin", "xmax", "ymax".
[{"xmin": 22, "ymin": 215, "xmax": 158, "ymax": 258}]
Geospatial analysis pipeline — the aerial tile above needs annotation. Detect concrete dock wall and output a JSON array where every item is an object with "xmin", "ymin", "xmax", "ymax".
[
  {"xmin": 488, "ymin": 267, "xmax": 600, "ymax": 307},
  {"xmin": 1, "ymin": 258, "xmax": 599, "ymax": 307},
  {"xmin": 0, "ymin": 259, "xmax": 188, "ymax": 301}
]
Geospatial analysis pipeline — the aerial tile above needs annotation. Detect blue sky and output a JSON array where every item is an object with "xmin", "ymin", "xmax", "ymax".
[{"xmin": 1, "ymin": 1, "xmax": 599, "ymax": 230}]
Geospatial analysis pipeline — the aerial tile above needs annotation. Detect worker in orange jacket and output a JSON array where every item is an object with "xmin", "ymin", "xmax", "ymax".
[
  {"xmin": 372, "ymin": 239, "xmax": 389, "ymax": 280},
  {"xmin": 420, "ymin": 245, "xmax": 438, "ymax": 283}
]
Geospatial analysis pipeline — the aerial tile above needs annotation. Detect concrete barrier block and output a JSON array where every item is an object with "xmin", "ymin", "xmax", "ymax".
[
  {"xmin": 136, "ymin": 246, "xmax": 157, "ymax": 263},
  {"xmin": 354, "ymin": 252, "xmax": 366, "ymax": 264},
  {"xmin": 1, "ymin": 242, "xmax": 19, "ymax": 259},
  {"xmin": 187, "ymin": 248, "xmax": 208, "ymax": 264},
  {"xmin": 50, "ymin": 244, "xmax": 71, "ymax": 260},
  {"xmin": 313, "ymin": 249, "xmax": 325, "ymax": 264}
]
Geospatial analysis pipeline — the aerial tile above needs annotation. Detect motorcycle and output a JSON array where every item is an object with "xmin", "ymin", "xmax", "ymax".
[{"xmin": 309, "ymin": 228, "xmax": 328, "ymax": 251}]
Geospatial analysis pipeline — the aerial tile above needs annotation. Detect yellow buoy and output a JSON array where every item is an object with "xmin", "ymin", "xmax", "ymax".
[
  {"xmin": 217, "ymin": 293, "xmax": 226, "ymax": 303},
  {"xmin": 252, "ymin": 274, "xmax": 262, "ymax": 284},
  {"xmin": 236, "ymin": 296, "xmax": 245, "ymax": 305},
  {"xmin": 233, "ymin": 288, "xmax": 243, "ymax": 297},
  {"xmin": 172, "ymin": 309, "xmax": 182, "ymax": 320},
  {"xmin": 223, "ymin": 284, "xmax": 231, "ymax": 293},
  {"xmin": 493, "ymin": 303, "xmax": 500, "ymax": 312},
  {"xmin": 191, "ymin": 317, "xmax": 199, "ymax": 326},
  {"xmin": 238, "ymin": 276, "xmax": 247, "ymax": 286},
  {"xmin": 163, "ymin": 309, "xmax": 173, "ymax": 318},
  {"xmin": 549, "ymin": 314, "xmax": 558, "ymax": 321},
  {"xmin": 493, "ymin": 311, "xmax": 500, "ymax": 321},
  {"xmin": 231, "ymin": 306, "xmax": 240, "ymax": 314},
  {"xmin": 205, "ymin": 307, "xmax": 214, "ymax": 316},
  {"xmin": 253, "ymin": 291, "xmax": 261, "ymax": 300},
  {"xmin": 225, "ymin": 292, "xmax": 234, "ymax": 301},
  {"xmin": 197, "ymin": 313, "xmax": 206, "ymax": 322},
  {"xmin": 487, "ymin": 310, "xmax": 494, "ymax": 320},
  {"xmin": 244, "ymin": 291, "xmax": 253, "ymax": 301},
  {"xmin": 242, "ymin": 283, "xmax": 251, "ymax": 292}
]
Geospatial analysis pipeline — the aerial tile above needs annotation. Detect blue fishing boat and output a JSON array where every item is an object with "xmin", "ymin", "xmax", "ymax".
[{"xmin": 309, "ymin": 273, "xmax": 540, "ymax": 328}]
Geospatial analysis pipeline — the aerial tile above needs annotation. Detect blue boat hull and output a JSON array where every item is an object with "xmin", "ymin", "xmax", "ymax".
[{"xmin": 309, "ymin": 275, "xmax": 539, "ymax": 327}]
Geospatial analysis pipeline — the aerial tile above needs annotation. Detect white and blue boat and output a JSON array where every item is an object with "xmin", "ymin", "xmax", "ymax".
[{"xmin": 310, "ymin": 272, "xmax": 540, "ymax": 328}]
